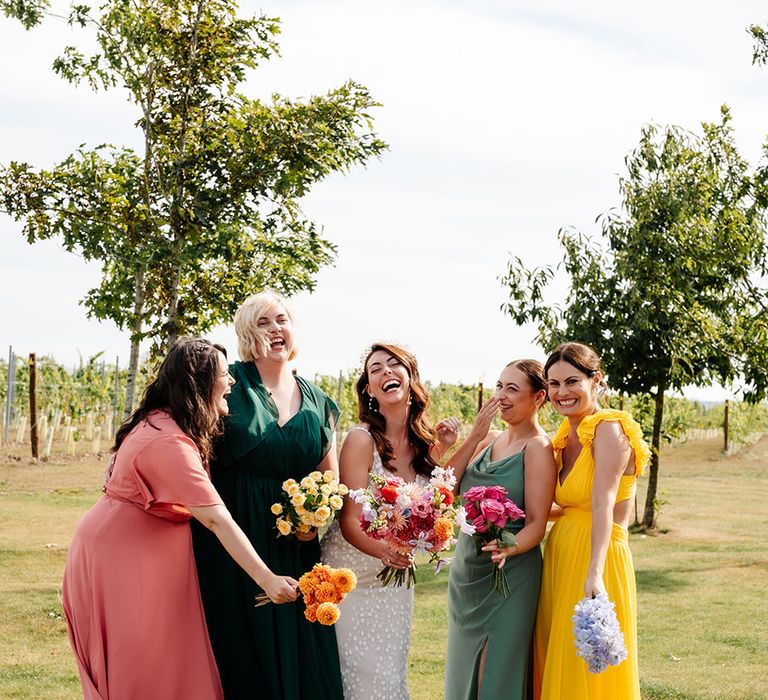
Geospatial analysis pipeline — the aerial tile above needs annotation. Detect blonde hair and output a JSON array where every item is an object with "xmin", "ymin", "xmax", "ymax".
[{"xmin": 234, "ymin": 290, "xmax": 297, "ymax": 362}]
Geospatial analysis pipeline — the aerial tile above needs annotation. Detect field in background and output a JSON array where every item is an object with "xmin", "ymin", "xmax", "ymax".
[{"xmin": 1, "ymin": 437, "xmax": 766, "ymax": 699}]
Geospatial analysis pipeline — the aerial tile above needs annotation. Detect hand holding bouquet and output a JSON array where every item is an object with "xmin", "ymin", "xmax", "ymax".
[
  {"xmin": 271, "ymin": 470, "xmax": 349, "ymax": 539},
  {"xmin": 255, "ymin": 563, "xmax": 357, "ymax": 626},
  {"xmin": 572, "ymin": 594, "xmax": 628, "ymax": 673},
  {"xmin": 350, "ymin": 466, "xmax": 474, "ymax": 588},
  {"xmin": 462, "ymin": 485, "xmax": 525, "ymax": 596}
]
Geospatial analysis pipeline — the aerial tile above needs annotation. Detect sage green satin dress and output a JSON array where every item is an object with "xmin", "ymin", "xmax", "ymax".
[{"xmin": 445, "ymin": 446, "xmax": 541, "ymax": 700}]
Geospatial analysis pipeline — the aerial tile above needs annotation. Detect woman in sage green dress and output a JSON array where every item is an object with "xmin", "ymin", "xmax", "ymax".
[
  {"xmin": 445, "ymin": 360, "xmax": 556, "ymax": 700},
  {"xmin": 192, "ymin": 290, "xmax": 343, "ymax": 700}
]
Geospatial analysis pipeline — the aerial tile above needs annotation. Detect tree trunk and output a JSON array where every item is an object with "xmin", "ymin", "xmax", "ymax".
[
  {"xmin": 165, "ymin": 2, "xmax": 203, "ymax": 349},
  {"xmin": 123, "ymin": 265, "xmax": 146, "ymax": 421},
  {"xmin": 642, "ymin": 380, "xmax": 666, "ymax": 529},
  {"xmin": 165, "ymin": 241, "xmax": 183, "ymax": 347}
]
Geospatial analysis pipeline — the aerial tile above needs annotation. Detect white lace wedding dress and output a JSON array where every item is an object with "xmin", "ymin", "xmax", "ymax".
[{"xmin": 321, "ymin": 427, "xmax": 428, "ymax": 700}]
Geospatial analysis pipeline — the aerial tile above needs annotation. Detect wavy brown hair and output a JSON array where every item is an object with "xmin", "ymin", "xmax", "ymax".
[
  {"xmin": 113, "ymin": 338, "xmax": 227, "ymax": 466},
  {"xmin": 356, "ymin": 343, "xmax": 438, "ymax": 477}
]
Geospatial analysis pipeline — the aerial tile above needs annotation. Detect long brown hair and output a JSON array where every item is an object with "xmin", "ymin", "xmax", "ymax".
[
  {"xmin": 356, "ymin": 343, "xmax": 438, "ymax": 477},
  {"xmin": 113, "ymin": 338, "xmax": 227, "ymax": 465}
]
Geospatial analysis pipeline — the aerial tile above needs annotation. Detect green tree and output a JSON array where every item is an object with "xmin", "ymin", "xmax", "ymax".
[
  {"xmin": 500, "ymin": 108, "xmax": 767, "ymax": 529},
  {"xmin": 1, "ymin": 0, "xmax": 386, "ymax": 416}
]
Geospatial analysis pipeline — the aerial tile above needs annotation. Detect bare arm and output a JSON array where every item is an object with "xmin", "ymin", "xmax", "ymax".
[
  {"xmin": 585, "ymin": 421, "xmax": 632, "ymax": 597},
  {"xmin": 484, "ymin": 436, "xmax": 556, "ymax": 566},
  {"xmin": 316, "ymin": 432, "xmax": 339, "ymax": 477},
  {"xmin": 548, "ymin": 503, "xmax": 563, "ymax": 521},
  {"xmin": 188, "ymin": 504, "xmax": 298, "ymax": 603},
  {"xmin": 337, "ymin": 428, "xmax": 412, "ymax": 569},
  {"xmin": 447, "ymin": 396, "xmax": 501, "ymax": 490}
]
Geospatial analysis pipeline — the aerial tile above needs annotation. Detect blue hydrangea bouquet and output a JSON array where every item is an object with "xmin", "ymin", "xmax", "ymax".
[{"xmin": 572, "ymin": 594, "xmax": 628, "ymax": 673}]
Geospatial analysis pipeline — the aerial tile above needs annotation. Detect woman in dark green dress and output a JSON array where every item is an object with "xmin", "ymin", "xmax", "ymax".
[
  {"xmin": 445, "ymin": 360, "xmax": 556, "ymax": 700},
  {"xmin": 192, "ymin": 290, "xmax": 343, "ymax": 700}
]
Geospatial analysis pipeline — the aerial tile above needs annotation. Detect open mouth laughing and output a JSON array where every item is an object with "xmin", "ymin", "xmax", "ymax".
[{"xmin": 382, "ymin": 379, "xmax": 401, "ymax": 393}]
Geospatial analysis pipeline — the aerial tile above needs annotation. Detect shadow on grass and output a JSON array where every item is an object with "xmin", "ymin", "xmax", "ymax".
[
  {"xmin": 710, "ymin": 633, "xmax": 761, "ymax": 655},
  {"xmin": 636, "ymin": 568, "xmax": 689, "ymax": 593},
  {"xmin": 640, "ymin": 680, "xmax": 699, "ymax": 699}
]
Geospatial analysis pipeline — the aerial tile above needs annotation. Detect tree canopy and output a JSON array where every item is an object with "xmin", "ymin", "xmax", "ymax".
[
  {"xmin": 1, "ymin": 0, "xmax": 387, "ymax": 413},
  {"xmin": 501, "ymin": 107, "xmax": 767, "ymax": 527}
]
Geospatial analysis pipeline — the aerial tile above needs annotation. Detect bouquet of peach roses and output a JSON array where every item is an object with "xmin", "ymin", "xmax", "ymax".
[{"xmin": 271, "ymin": 470, "xmax": 348, "ymax": 538}]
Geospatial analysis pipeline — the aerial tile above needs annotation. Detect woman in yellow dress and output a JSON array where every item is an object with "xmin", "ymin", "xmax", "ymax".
[{"xmin": 534, "ymin": 342, "xmax": 650, "ymax": 699}]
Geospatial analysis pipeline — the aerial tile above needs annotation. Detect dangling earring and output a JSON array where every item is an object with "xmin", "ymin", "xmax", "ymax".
[
  {"xmin": 407, "ymin": 392, "xmax": 412, "ymax": 406},
  {"xmin": 368, "ymin": 394, "xmax": 376, "ymax": 412}
]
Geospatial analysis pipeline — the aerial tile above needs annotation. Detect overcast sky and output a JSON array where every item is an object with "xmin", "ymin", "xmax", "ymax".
[{"xmin": 2, "ymin": 0, "xmax": 766, "ymax": 399}]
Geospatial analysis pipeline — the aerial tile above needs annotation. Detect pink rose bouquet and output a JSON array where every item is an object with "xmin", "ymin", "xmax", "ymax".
[
  {"xmin": 463, "ymin": 484, "xmax": 525, "ymax": 596},
  {"xmin": 350, "ymin": 466, "xmax": 474, "ymax": 588}
]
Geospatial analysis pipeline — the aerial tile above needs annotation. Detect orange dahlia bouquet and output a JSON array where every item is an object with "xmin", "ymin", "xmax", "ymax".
[{"xmin": 255, "ymin": 563, "xmax": 357, "ymax": 625}]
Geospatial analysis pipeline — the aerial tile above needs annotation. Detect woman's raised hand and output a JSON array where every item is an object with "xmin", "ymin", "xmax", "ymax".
[
  {"xmin": 435, "ymin": 417, "xmax": 461, "ymax": 450},
  {"xmin": 470, "ymin": 396, "xmax": 501, "ymax": 440}
]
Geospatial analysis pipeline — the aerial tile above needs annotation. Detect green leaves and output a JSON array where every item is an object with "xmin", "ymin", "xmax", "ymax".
[
  {"xmin": 1, "ymin": 0, "xmax": 49, "ymax": 29},
  {"xmin": 502, "ymin": 110, "xmax": 765, "ymax": 399},
  {"xmin": 500, "ymin": 109, "xmax": 768, "ymax": 528},
  {"xmin": 2, "ymin": 0, "xmax": 387, "ymax": 359}
]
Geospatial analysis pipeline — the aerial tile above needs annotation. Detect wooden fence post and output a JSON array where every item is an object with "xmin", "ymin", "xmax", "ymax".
[
  {"xmin": 3, "ymin": 346, "xmax": 15, "ymax": 446},
  {"xmin": 112, "ymin": 357, "xmax": 120, "ymax": 437},
  {"xmin": 723, "ymin": 399, "xmax": 730, "ymax": 452},
  {"xmin": 29, "ymin": 353, "xmax": 39, "ymax": 459}
]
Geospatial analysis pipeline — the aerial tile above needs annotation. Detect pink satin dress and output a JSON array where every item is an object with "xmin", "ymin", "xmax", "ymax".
[{"xmin": 62, "ymin": 411, "xmax": 225, "ymax": 699}]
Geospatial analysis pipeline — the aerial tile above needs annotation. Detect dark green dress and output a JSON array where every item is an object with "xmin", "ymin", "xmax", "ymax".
[
  {"xmin": 192, "ymin": 361, "xmax": 343, "ymax": 700},
  {"xmin": 445, "ymin": 445, "xmax": 542, "ymax": 700}
]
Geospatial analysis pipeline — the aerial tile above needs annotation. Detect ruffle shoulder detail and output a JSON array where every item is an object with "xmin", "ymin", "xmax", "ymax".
[
  {"xmin": 552, "ymin": 418, "xmax": 571, "ymax": 452},
  {"xmin": 577, "ymin": 409, "xmax": 650, "ymax": 476}
]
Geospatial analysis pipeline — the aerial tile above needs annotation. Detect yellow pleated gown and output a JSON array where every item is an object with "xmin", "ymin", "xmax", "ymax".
[{"xmin": 534, "ymin": 409, "xmax": 650, "ymax": 700}]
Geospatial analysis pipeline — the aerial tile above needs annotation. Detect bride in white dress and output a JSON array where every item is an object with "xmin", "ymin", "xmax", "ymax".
[{"xmin": 322, "ymin": 343, "xmax": 458, "ymax": 700}]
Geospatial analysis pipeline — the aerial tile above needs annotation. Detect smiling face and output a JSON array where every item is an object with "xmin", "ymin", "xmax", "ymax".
[
  {"xmin": 546, "ymin": 359, "xmax": 600, "ymax": 419},
  {"xmin": 255, "ymin": 304, "xmax": 294, "ymax": 362},
  {"xmin": 365, "ymin": 349, "xmax": 411, "ymax": 409},
  {"xmin": 494, "ymin": 365, "xmax": 545, "ymax": 425},
  {"xmin": 212, "ymin": 351, "xmax": 235, "ymax": 416}
]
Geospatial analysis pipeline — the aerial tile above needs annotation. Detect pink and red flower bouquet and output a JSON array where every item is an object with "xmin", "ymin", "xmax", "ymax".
[
  {"xmin": 350, "ymin": 466, "xmax": 474, "ymax": 588},
  {"xmin": 463, "ymin": 484, "xmax": 525, "ymax": 596}
]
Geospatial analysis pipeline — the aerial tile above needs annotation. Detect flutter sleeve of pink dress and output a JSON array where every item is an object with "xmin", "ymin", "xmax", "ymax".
[
  {"xmin": 63, "ymin": 415, "xmax": 225, "ymax": 700},
  {"xmin": 119, "ymin": 429, "xmax": 224, "ymax": 519}
]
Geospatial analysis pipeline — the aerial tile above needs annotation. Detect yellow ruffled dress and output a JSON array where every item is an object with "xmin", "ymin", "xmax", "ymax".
[{"xmin": 534, "ymin": 409, "xmax": 650, "ymax": 700}]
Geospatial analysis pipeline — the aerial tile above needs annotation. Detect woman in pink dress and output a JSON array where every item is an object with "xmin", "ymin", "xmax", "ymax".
[{"xmin": 62, "ymin": 339, "xmax": 298, "ymax": 700}]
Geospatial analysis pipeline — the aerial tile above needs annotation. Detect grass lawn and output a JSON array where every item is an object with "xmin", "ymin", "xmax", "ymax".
[{"xmin": 1, "ymin": 436, "xmax": 766, "ymax": 699}]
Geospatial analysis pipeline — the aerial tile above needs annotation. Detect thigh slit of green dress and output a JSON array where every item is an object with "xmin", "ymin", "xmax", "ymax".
[
  {"xmin": 192, "ymin": 361, "xmax": 343, "ymax": 700},
  {"xmin": 445, "ymin": 445, "xmax": 542, "ymax": 700}
]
